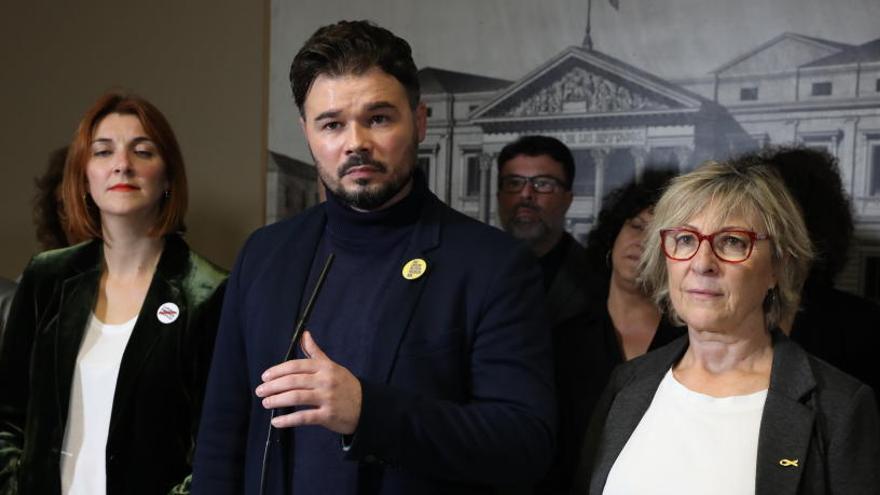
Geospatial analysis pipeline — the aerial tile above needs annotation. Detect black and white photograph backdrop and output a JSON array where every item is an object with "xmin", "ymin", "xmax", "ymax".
[{"xmin": 268, "ymin": 0, "xmax": 880, "ymax": 298}]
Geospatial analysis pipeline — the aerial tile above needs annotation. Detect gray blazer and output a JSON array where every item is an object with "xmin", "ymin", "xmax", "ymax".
[{"xmin": 574, "ymin": 329, "xmax": 880, "ymax": 494}]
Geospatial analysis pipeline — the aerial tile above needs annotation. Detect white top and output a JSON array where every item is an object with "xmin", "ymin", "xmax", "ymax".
[
  {"xmin": 604, "ymin": 368, "xmax": 767, "ymax": 495},
  {"xmin": 60, "ymin": 312, "xmax": 137, "ymax": 495}
]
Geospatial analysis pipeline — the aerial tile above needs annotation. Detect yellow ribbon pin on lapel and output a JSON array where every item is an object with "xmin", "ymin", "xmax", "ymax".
[
  {"xmin": 779, "ymin": 458, "xmax": 799, "ymax": 467},
  {"xmin": 402, "ymin": 258, "xmax": 427, "ymax": 280}
]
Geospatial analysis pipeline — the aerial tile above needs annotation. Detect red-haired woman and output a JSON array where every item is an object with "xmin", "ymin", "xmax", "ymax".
[{"xmin": 0, "ymin": 92, "xmax": 227, "ymax": 495}]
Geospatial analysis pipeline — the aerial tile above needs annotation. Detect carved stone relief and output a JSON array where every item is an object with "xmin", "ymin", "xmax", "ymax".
[{"xmin": 506, "ymin": 67, "xmax": 669, "ymax": 117}]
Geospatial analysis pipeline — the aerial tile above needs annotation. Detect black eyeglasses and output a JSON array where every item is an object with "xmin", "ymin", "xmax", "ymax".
[
  {"xmin": 660, "ymin": 228, "xmax": 770, "ymax": 263},
  {"xmin": 499, "ymin": 175, "xmax": 566, "ymax": 194}
]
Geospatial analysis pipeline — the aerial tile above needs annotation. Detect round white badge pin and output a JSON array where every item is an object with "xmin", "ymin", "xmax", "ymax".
[{"xmin": 156, "ymin": 302, "xmax": 180, "ymax": 324}]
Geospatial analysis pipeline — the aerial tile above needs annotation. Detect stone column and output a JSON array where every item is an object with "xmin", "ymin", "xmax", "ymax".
[
  {"xmin": 590, "ymin": 148, "xmax": 610, "ymax": 213},
  {"xmin": 842, "ymin": 117, "xmax": 860, "ymax": 196},
  {"xmin": 478, "ymin": 152, "xmax": 494, "ymax": 224},
  {"xmin": 788, "ymin": 119, "xmax": 800, "ymax": 144},
  {"xmin": 673, "ymin": 146, "xmax": 693, "ymax": 173},
  {"xmin": 630, "ymin": 147, "xmax": 648, "ymax": 180}
]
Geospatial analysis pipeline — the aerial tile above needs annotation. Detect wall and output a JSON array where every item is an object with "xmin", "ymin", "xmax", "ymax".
[{"xmin": 0, "ymin": 1, "xmax": 267, "ymax": 278}]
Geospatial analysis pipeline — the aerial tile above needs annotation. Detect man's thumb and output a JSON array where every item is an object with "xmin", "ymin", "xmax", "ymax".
[{"xmin": 301, "ymin": 330, "xmax": 327, "ymax": 360}]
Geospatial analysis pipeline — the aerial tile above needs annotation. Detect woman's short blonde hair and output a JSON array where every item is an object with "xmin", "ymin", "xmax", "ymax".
[{"xmin": 638, "ymin": 158, "xmax": 814, "ymax": 330}]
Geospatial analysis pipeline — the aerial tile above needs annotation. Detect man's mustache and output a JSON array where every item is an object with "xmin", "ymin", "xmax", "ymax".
[
  {"xmin": 513, "ymin": 201, "xmax": 541, "ymax": 213},
  {"xmin": 338, "ymin": 153, "xmax": 388, "ymax": 178}
]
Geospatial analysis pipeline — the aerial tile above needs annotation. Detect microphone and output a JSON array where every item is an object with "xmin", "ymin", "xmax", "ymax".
[{"xmin": 258, "ymin": 252, "xmax": 335, "ymax": 495}]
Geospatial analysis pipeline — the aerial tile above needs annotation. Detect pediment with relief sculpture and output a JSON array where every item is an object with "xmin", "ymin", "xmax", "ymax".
[
  {"xmin": 506, "ymin": 65, "xmax": 669, "ymax": 116},
  {"xmin": 472, "ymin": 46, "xmax": 705, "ymax": 124}
]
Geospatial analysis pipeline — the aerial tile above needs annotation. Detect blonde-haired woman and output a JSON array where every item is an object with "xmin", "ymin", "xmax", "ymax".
[{"xmin": 575, "ymin": 158, "xmax": 880, "ymax": 494}]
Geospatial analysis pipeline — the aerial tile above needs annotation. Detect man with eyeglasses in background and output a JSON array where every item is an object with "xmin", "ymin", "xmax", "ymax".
[
  {"xmin": 495, "ymin": 135, "xmax": 591, "ymax": 493},
  {"xmin": 497, "ymin": 135, "xmax": 588, "ymax": 299}
]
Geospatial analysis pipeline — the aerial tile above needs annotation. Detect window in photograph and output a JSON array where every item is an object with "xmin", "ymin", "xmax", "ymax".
[
  {"xmin": 465, "ymin": 154, "xmax": 481, "ymax": 197},
  {"xmin": 604, "ymin": 149, "xmax": 636, "ymax": 197},
  {"xmin": 811, "ymin": 81, "xmax": 832, "ymax": 96},
  {"xmin": 871, "ymin": 143, "xmax": 880, "ymax": 196},
  {"xmin": 805, "ymin": 143, "xmax": 833, "ymax": 154},
  {"xmin": 798, "ymin": 131, "xmax": 840, "ymax": 157},
  {"xmin": 740, "ymin": 87, "xmax": 758, "ymax": 101},
  {"xmin": 417, "ymin": 155, "xmax": 431, "ymax": 183},
  {"xmin": 571, "ymin": 150, "xmax": 597, "ymax": 196}
]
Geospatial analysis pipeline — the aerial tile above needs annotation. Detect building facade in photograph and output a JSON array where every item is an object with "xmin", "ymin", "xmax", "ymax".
[
  {"xmin": 416, "ymin": 33, "xmax": 880, "ymax": 299},
  {"xmin": 266, "ymin": 151, "xmax": 319, "ymax": 224}
]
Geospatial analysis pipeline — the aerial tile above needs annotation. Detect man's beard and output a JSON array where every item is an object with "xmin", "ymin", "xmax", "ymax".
[
  {"xmin": 317, "ymin": 142, "xmax": 417, "ymax": 211},
  {"xmin": 502, "ymin": 202, "xmax": 552, "ymax": 246}
]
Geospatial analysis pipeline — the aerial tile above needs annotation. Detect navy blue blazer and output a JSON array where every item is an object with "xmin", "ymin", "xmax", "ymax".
[{"xmin": 193, "ymin": 191, "xmax": 556, "ymax": 494}]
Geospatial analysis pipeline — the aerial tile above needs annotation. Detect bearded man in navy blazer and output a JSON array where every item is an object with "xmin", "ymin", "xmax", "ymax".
[{"xmin": 192, "ymin": 20, "xmax": 555, "ymax": 494}]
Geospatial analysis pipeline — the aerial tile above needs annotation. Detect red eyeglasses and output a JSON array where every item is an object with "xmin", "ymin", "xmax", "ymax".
[{"xmin": 660, "ymin": 228, "xmax": 770, "ymax": 263}]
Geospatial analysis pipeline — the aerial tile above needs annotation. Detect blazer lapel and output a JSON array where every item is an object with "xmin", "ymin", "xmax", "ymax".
[
  {"xmin": 274, "ymin": 209, "xmax": 328, "ymax": 362},
  {"xmin": 108, "ymin": 238, "xmax": 189, "ymax": 436},
  {"xmin": 53, "ymin": 266, "xmax": 101, "ymax": 429},
  {"xmin": 260, "ymin": 212, "xmax": 328, "ymax": 489},
  {"xmin": 590, "ymin": 338, "xmax": 688, "ymax": 493},
  {"xmin": 364, "ymin": 196, "xmax": 441, "ymax": 384},
  {"xmin": 756, "ymin": 331, "xmax": 816, "ymax": 495}
]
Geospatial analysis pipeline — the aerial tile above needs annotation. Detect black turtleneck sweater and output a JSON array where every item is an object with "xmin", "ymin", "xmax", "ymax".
[{"xmin": 290, "ymin": 177, "xmax": 425, "ymax": 492}]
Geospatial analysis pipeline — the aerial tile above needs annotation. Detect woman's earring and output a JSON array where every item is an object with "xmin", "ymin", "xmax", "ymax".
[
  {"xmin": 766, "ymin": 286, "xmax": 777, "ymax": 305},
  {"xmin": 164, "ymin": 190, "xmax": 170, "ymax": 199}
]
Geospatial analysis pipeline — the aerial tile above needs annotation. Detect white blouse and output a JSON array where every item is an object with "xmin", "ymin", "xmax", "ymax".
[
  {"xmin": 60, "ymin": 312, "xmax": 136, "ymax": 495},
  {"xmin": 604, "ymin": 368, "xmax": 767, "ymax": 495}
]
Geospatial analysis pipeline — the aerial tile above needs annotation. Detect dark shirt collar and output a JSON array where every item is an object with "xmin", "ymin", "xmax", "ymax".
[{"xmin": 324, "ymin": 169, "xmax": 426, "ymax": 242}]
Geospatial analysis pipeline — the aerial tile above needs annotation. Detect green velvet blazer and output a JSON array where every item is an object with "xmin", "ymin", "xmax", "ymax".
[{"xmin": 0, "ymin": 235, "xmax": 227, "ymax": 495}]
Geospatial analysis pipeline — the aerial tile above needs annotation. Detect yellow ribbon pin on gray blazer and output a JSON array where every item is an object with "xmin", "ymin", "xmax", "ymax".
[{"xmin": 779, "ymin": 458, "xmax": 799, "ymax": 467}]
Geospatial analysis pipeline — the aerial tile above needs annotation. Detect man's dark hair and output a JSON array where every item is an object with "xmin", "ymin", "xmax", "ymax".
[
  {"xmin": 746, "ymin": 146, "xmax": 854, "ymax": 287},
  {"xmin": 584, "ymin": 169, "xmax": 677, "ymax": 297},
  {"xmin": 290, "ymin": 20, "xmax": 421, "ymax": 116},
  {"xmin": 496, "ymin": 135, "xmax": 576, "ymax": 189}
]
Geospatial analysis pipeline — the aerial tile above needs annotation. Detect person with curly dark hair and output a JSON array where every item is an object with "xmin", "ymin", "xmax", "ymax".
[
  {"xmin": 1, "ymin": 147, "xmax": 73, "ymax": 342},
  {"xmin": 32, "ymin": 146, "xmax": 73, "ymax": 251},
  {"xmin": 756, "ymin": 146, "xmax": 880, "ymax": 406},
  {"xmin": 581, "ymin": 169, "xmax": 684, "ymax": 356},
  {"xmin": 33, "ymin": 146, "xmax": 70, "ymax": 251},
  {"xmin": 552, "ymin": 169, "xmax": 684, "ymax": 494}
]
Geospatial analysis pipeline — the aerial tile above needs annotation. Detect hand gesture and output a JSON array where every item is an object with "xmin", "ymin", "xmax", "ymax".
[{"xmin": 255, "ymin": 331, "xmax": 362, "ymax": 434}]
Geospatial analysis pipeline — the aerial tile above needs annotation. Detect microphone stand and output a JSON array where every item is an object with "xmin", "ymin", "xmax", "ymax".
[{"xmin": 258, "ymin": 253, "xmax": 335, "ymax": 495}]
